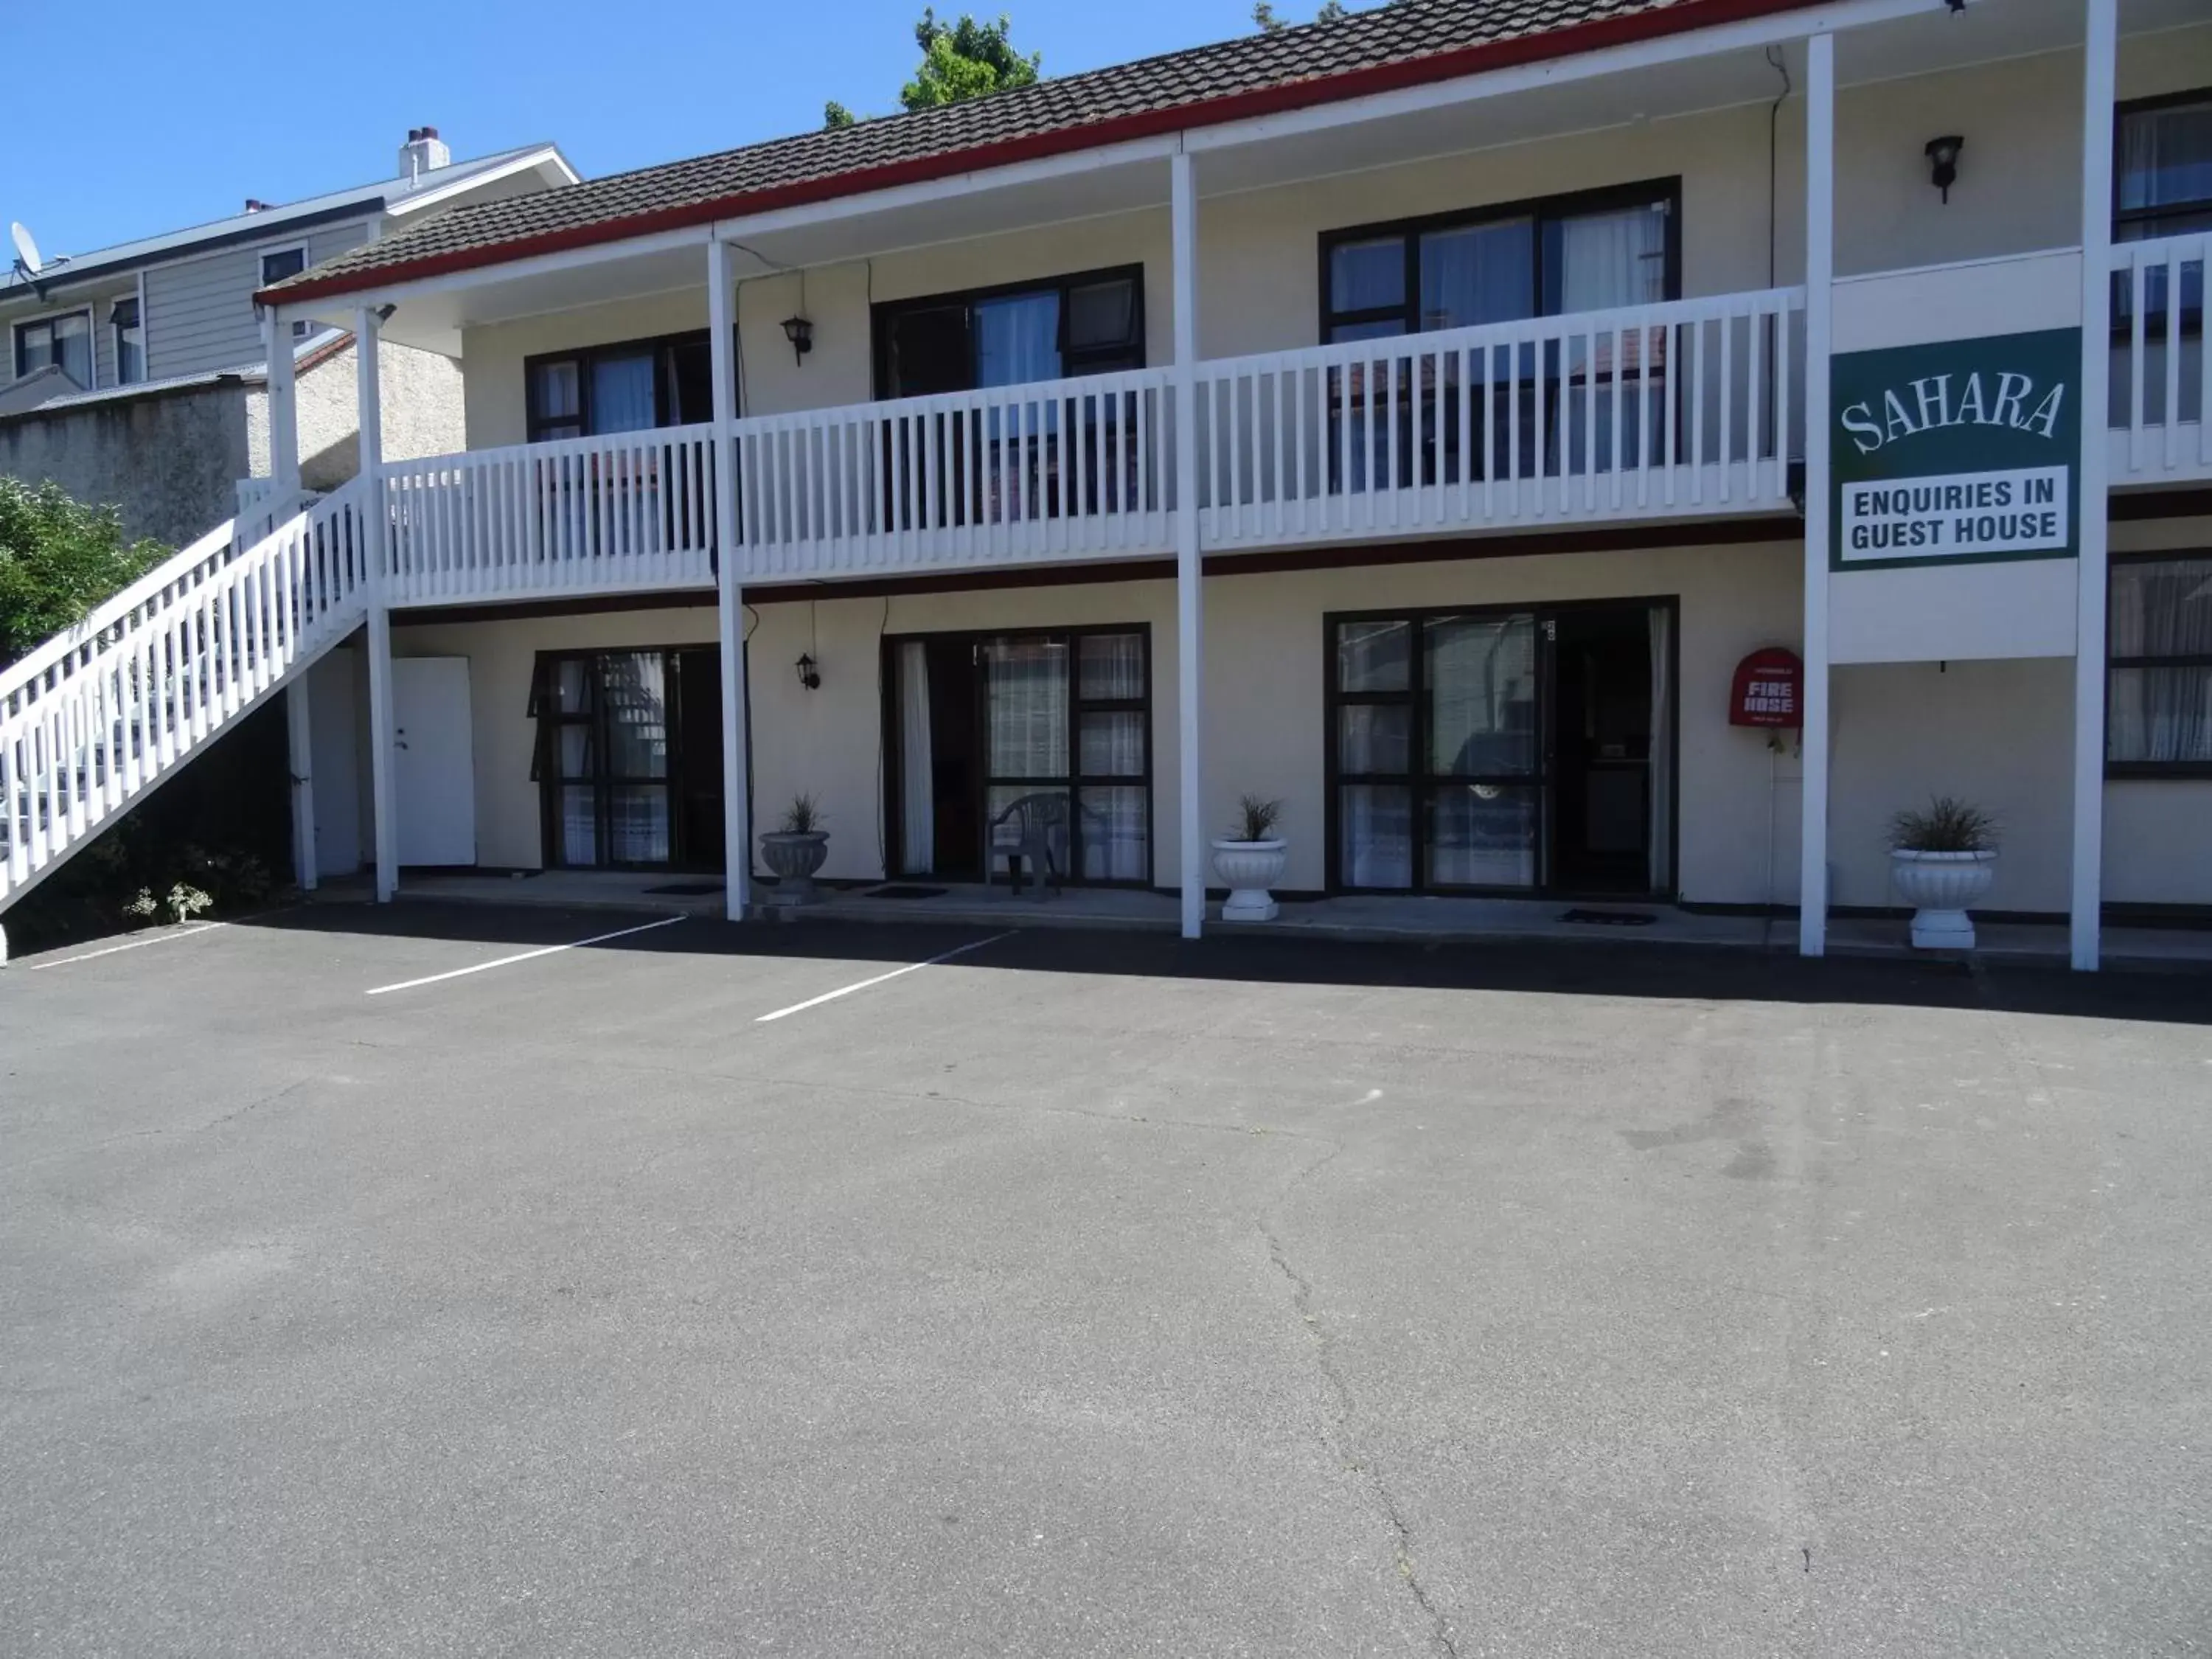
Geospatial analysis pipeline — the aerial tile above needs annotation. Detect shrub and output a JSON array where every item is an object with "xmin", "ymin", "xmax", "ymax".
[{"xmin": 1889, "ymin": 797, "xmax": 1999, "ymax": 853}]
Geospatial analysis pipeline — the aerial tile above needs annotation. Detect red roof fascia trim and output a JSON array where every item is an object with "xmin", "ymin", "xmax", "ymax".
[{"xmin": 265, "ymin": 0, "xmax": 1822, "ymax": 307}]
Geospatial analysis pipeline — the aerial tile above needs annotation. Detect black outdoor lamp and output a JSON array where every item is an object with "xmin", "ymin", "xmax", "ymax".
[
  {"xmin": 781, "ymin": 313, "xmax": 815, "ymax": 364},
  {"xmin": 795, "ymin": 652, "xmax": 821, "ymax": 691},
  {"xmin": 1924, "ymin": 135, "xmax": 1964, "ymax": 204}
]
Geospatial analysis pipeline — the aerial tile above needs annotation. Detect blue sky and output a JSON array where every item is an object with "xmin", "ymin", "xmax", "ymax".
[{"xmin": 1, "ymin": 0, "xmax": 1301, "ymax": 262}]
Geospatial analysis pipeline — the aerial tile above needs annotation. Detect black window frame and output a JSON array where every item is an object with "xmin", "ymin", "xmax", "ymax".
[
  {"xmin": 881, "ymin": 621, "xmax": 1155, "ymax": 889},
  {"xmin": 2107, "ymin": 549, "xmax": 2212, "ymax": 780},
  {"xmin": 13, "ymin": 308, "xmax": 94, "ymax": 385},
  {"xmin": 1316, "ymin": 177, "xmax": 1682, "ymax": 344},
  {"xmin": 110, "ymin": 295, "xmax": 144, "ymax": 386},
  {"xmin": 527, "ymin": 644, "xmax": 721, "ymax": 871},
  {"xmin": 259, "ymin": 246, "xmax": 315, "ymax": 339},
  {"xmin": 1322, "ymin": 597, "xmax": 1680, "ymax": 900},
  {"xmin": 869, "ymin": 262, "xmax": 1147, "ymax": 399},
  {"xmin": 2115, "ymin": 88, "xmax": 2212, "ymax": 243},
  {"xmin": 523, "ymin": 329, "xmax": 715, "ymax": 443},
  {"xmin": 2112, "ymin": 90, "xmax": 2212, "ymax": 345}
]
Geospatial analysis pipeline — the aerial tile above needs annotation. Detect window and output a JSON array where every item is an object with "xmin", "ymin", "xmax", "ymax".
[
  {"xmin": 2116, "ymin": 92, "xmax": 2212, "ymax": 243},
  {"xmin": 14, "ymin": 310, "xmax": 93, "ymax": 386},
  {"xmin": 529, "ymin": 647, "xmax": 725, "ymax": 867},
  {"xmin": 111, "ymin": 296, "xmax": 144, "ymax": 385},
  {"xmin": 2109, "ymin": 555, "xmax": 2212, "ymax": 775},
  {"xmin": 260, "ymin": 247, "xmax": 313, "ymax": 339},
  {"xmin": 873, "ymin": 265, "xmax": 1144, "ymax": 398},
  {"xmin": 524, "ymin": 333, "xmax": 713, "ymax": 442},
  {"xmin": 1320, "ymin": 181, "xmax": 1677, "ymax": 342}
]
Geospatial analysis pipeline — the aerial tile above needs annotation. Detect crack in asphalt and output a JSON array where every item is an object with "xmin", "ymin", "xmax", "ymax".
[
  {"xmin": 6, "ymin": 1077, "xmax": 316, "ymax": 1175},
  {"xmin": 1259, "ymin": 1140, "xmax": 1461, "ymax": 1659}
]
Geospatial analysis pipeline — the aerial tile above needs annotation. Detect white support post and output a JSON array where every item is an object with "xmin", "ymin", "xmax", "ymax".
[
  {"xmin": 357, "ymin": 303, "xmax": 397, "ymax": 903},
  {"xmin": 1172, "ymin": 152, "xmax": 1204, "ymax": 941},
  {"xmin": 708, "ymin": 237, "xmax": 751, "ymax": 920},
  {"xmin": 1798, "ymin": 32, "xmax": 1835, "ymax": 959},
  {"xmin": 264, "ymin": 310, "xmax": 301, "ymax": 499},
  {"xmin": 287, "ymin": 680, "xmax": 318, "ymax": 892},
  {"xmin": 2073, "ymin": 0, "xmax": 2116, "ymax": 973}
]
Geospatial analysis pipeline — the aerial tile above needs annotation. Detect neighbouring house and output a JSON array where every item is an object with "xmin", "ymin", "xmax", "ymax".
[
  {"xmin": 0, "ymin": 131, "xmax": 577, "ymax": 546},
  {"xmin": 2, "ymin": 0, "xmax": 2207, "ymax": 970}
]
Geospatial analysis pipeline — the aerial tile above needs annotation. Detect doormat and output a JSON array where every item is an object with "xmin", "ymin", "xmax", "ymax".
[
  {"xmin": 643, "ymin": 882, "xmax": 726, "ymax": 897},
  {"xmin": 864, "ymin": 885, "xmax": 950, "ymax": 900},
  {"xmin": 1559, "ymin": 908, "xmax": 1658, "ymax": 927}
]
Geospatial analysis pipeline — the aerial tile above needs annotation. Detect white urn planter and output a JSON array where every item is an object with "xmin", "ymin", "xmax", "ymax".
[
  {"xmin": 758, "ymin": 830, "xmax": 830, "ymax": 905},
  {"xmin": 1891, "ymin": 849, "xmax": 1997, "ymax": 950},
  {"xmin": 1212, "ymin": 838, "xmax": 1287, "ymax": 922}
]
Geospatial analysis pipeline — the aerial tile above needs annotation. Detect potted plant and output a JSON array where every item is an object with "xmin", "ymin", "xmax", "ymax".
[
  {"xmin": 1888, "ymin": 796, "xmax": 1999, "ymax": 950},
  {"xmin": 758, "ymin": 793, "xmax": 830, "ymax": 904},
  {"xmin": 1212, "ymin": 794, "xmax": 1287, "ymax": 922}
]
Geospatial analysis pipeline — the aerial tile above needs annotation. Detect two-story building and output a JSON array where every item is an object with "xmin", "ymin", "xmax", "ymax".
[
  {"xmin": 3, "ymin": 0, "xmax": 2205, "ymax": 969},
  {"xmin": 0, "ymin": 131, "xmax": 576, "ymax": 546}
]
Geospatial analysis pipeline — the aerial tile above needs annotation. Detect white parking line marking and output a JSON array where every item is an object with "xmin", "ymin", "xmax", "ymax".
[
  {"xmin": 28, "ymin": 923, "xmax": 228, "ymax": 970},
  {"xmin": 754, "ymin": 933, "xmax": 1014, "ymax": 1023},
  {"xmin": 366, "ymin": 914, "xmax": 688, "ymax": 996}
]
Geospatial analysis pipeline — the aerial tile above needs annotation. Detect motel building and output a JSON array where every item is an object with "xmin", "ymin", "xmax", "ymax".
[{"xmin": 2, "ymin": 0, "xmax": 2209, "ymax": 970}]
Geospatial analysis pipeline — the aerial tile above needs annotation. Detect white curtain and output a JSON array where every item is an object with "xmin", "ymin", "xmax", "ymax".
[
  {"xmin": 986, "ymin": 638, "xmax": 1068, "ymax": 776},
  {"xmin": 1648, "ymin": 606, "xmax": 1674, "ymax": 893},
  {"xmin": 900, "ymin": 642, "xmax": 934, "ymax": 874},
  {"xmin": 973, "ymin": 293, "xmax": 1060, "ymax": 388},
  {"xmin": 591, "ymin": 352, "xmax": 657, "ymax": 434},
  {"xmin": 1557, "ymin": 206, "xmax": 1669, "ymax": 313},
  {"xmin": 1418, "ymin": 219, "xmax": 1536, "ymax": 331},
  {"xmin": 2110, "ymin": 558, "xmax": 2212, "ymax": 764}
]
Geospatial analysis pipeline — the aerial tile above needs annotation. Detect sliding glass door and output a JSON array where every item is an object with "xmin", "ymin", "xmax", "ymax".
[
  {"xmin": 891, "ymin": 627, "xmax": 1152, "ymax": 886},
  {"xmin": 1329, "ymin": 603, "xmax": 1672, "ymax": 897},
  {"xmin": 531, "ymin": 647, "xmax": 723, "ymax": 871}
]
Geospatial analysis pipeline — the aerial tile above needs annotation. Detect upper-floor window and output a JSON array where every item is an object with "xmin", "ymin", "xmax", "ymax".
[
  {"xmin": 873, "ymin": 265, "xmax": 1144, "ymax": 400},
  {"xmin": 14, "ymin": 310, "xmax": 92, "ymax": 386},
  {"xmin": 2116, "ymin": 92, "xmax": 2212, "ymax": 242},
  {"xmin": 111, "ymin": 296, "xmax": 145, "ymax": 385},
  {"xmin": 260, "ymin": 246, "xmax": 314, "ymax": 340},
  {"xmin": 1321, "ymin": 180, "xmax": 1678, "ymax": 343},
  {"xmin": 2109, "ymin": 554, "xmax": 2212, "ymax": 776},
  {"xmin": 526, "ymin": 332, "xmax": 713, "ymax": 442}
]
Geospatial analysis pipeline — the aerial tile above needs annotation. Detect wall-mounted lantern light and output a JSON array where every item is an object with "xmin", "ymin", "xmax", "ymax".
[
  {"xmin": 795, "ymin": 652, "xmax": 821, "ymax": 691},
  {"xmin": 781, "ymin": 313, "xmax": 814, "ymax": 364},
  {"xmin": 1924, "ymin": 135, "xmax": 1964, "ymax": 204}
]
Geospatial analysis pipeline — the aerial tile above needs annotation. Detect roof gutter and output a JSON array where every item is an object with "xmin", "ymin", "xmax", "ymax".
[{"xmin": 263, "ymin": 0, "xmax": 1828, "ymax": 308}]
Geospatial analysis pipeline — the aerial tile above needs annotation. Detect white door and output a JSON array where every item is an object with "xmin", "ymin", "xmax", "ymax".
[{"xmin": 393, "ymin": 657, "xmax": 476, "ymax": 867}]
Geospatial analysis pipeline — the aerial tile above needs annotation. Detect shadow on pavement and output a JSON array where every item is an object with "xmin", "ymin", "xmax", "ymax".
[{"xmin": 234, "ymin": 897, "xmax": 2212, "ymax": 1030}]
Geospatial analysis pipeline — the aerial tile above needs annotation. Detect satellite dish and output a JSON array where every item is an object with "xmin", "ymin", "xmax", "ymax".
[{"xmin": 10, "ymin": 222, "xmax": 41, "ymax": 276}]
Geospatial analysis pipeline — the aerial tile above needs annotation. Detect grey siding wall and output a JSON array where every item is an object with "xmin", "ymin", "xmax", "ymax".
[
  {"xmin": 142, "ymin": 220, "xmax": 371, "ymax": 380},
  {"xmin": 0, "ymin": 383, "xmax": 255, "ymax": 547}
]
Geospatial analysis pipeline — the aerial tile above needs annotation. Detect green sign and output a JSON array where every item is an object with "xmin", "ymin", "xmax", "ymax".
[{"xmin": 1830, "ymin": 327, "xmax": 2081, "ymax": 571}]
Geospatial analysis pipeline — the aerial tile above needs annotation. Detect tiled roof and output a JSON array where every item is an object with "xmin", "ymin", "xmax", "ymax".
[{"xmin": 265, "ymin": 0, "xmax": 1803, "ymax": 304}]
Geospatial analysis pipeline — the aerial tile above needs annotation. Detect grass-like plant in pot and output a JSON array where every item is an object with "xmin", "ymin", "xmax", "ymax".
[
  {"xmin": 1888, "ymin": 796, "xmax": 1999, "ymax": 950},
  {"xmin": 759, "ymin": 793, "xmax": 830, "ymax": 903},
  {"xmin": 1212, "ymin": 793, "xmax": 1287, "ymax": 922}
]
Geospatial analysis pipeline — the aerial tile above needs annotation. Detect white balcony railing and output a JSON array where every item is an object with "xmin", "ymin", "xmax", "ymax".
[
  {"xmin": 1195, "ymin": 288, "xmax": 1806, "ymax": 546},
  {"xmin": 731, "ymin": 367, "xmax": 1172, "ymax": 580},
  {"xmin": 381, "ymin": 423, "xmax": 720, "ymax": 605},
  {"xmin": 2111, "ymin": 232, "xmax": 2208, "ymax": 483}
]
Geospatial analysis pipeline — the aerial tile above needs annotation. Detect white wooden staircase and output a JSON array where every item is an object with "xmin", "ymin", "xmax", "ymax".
[{"xmin": 0, "ymin": 482, "xmax": 376, "ymax": 956}]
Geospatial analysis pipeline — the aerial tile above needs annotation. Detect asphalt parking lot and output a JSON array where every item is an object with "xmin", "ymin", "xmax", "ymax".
[{"xmin": 3, "ymin": 902, "xmax": 2208, "ymax": 1658}]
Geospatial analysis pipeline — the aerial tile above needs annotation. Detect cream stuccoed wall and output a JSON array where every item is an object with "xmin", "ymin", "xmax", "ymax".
[{"xmin": 390, "ymin": 543, "xmax": 1809, "ymax": 904}]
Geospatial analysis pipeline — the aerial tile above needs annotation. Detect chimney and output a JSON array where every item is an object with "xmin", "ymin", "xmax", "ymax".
[
  {"xmin": 397, "ymin": 125, "xmax": 451, "ymax": 184},
  {"xmin": 244, "ymin": 198, "xmax": 270, "ymax": 214}
]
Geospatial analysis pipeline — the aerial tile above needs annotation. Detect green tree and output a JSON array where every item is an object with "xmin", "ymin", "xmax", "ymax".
[
  {"xmin": 0, "ymin": 478, "xmax": 168, "ymax": 669},
  {"xmin": 901, "ymin": 10, "xmax": 1039, "ymax": 111},
  {"xmin": 824, "ymin": 100, "xmax": 858, "ymax": 128}
]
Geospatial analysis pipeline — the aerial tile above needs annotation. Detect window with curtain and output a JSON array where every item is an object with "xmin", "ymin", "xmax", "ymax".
[
  {"xmin": 1332, "ymin": 613, "xmax": 1542, "ymax": 893},
  {"xmin": 529, "ymin": 650, "xmax": 683, "ymax": 866},
  {"xmin": 1321, "ymin": 182, "xmax": 1677, "ymax": 341},
  {"xmin": 873, "ymin": 265, "xmax": 1144, "ymax": 397},
  {"xmin": 2109, "ymin": 555, "xmax": 2212, "ymax": 773},
  {"xmin": 971, "ymin": 627, "xmax": 1150, "ymax": 886},
  {"xmin": 2113, "ymin": 94, "xmax": 2211, "ymax": 342},
  {"xmin": 14, "ymin": 311, "xmax": 92, "ymax": 386},
  {"xmin": 525, "ymin": 333, "xmax": 714, "ymax": 442},
  {"xmin": 110, "ymin": 297, "xmax": 144, "ymax": 385}
]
